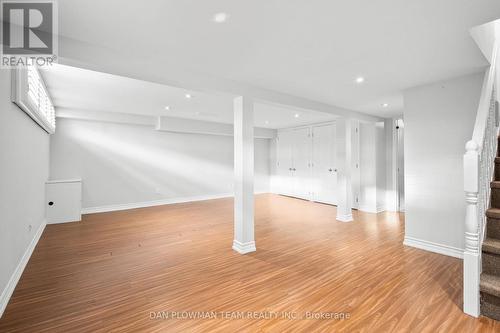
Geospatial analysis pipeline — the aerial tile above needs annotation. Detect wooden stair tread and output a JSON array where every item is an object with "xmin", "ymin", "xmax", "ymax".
[
  {"xmin": 481, "ymin": 273, "xmax": 500, "ymax": 298},
  {"xmin": 486, "ymin": 208, "xmax": 500, "ymax": 219},
  {"xmin": 491, "ymin": 181, "xmax": 500, "ymax": 189},
  {"xmin": 496, "ymin": 157, "xmax": 500, "ymax": 163},
  {"xmin": 483, "ymin": 238, "xmax": 500, "ymax": 255}
]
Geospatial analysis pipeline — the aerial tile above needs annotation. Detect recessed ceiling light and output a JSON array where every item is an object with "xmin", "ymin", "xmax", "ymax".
[
  {"xmin": 294, "ymin": 114, "xmax": 300, "ymax": 118},
  {"xmin": 185, "ymin": 93, "xmax": 192, "ymax": 99},
  {"xmin": 355, "ymin": 77, "xmax": 365, "ymax": 84},
  {"xmin": 382, "ymin": 103, "xmax": 389, "ymax": 108},
  {"xmin": 213, "ymin": 12, "xmax": 229, "ymax": 23},
  {"xmin": 164, "ymin": 106, "xmax": 170, "ymax": 110},
  {"xmin": 265, "ymin": 120, "xmax": 269, "ymax": 125},
  {"xmin": 195, "ymin": 111, "xmax": 200, "ymax": 115}
]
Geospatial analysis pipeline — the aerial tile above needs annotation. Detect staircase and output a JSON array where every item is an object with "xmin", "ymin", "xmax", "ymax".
[
  {"xmin": 463, "ymin": 20, "xmax": 500, "ymax": 319},
  {"xmin": 481, "ymin": 152, "xmax": 500, "ymax": 320}
]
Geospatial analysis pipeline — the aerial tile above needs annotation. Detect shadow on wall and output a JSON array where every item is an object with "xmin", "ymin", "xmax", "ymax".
[{"xmin": 50, "ymin": 119, "xmax": 270, "ymax": 208}]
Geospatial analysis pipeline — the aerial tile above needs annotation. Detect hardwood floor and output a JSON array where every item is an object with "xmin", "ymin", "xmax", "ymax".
[{"xmin": 0, "ymin": 194, "xmax": 499, "ymax": 332}]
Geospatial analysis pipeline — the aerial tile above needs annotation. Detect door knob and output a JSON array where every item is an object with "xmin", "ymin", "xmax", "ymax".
[
  {"xmin": 334, "ymin": 169, "xmax": 338, "ymax": 172},
  {"xmin": 328, "ymin": 168, "xmax": 332, "ymax": 172},
  {"xmin": 293, "ymin": 168, "xmax": 296, "ymax": 171}
]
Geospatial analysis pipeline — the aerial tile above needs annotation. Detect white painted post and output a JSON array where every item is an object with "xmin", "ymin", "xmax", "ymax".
[
  {"xmin": 233, "ymin": 96, "xmax": 256, "ymax": 254},
  {"xmin": 463, "ymin": 139, "xmax": 480, "ymax": 317},
  {"xmin": 336, "ymin": 118, "xmax": 354, "ymax": 222}
]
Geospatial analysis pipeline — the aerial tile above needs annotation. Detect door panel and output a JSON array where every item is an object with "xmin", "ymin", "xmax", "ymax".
[
  {"xmin": 277, "ymin": 130, "xmax": 294, "ymax": 196},
  {"xmin": 312, "ymin": 124, "xmax": 337, "ymax": 204},
  {"xmin": 292, "ymin": 127, "xmax": 311, "ymax": 200},
  {"xmin": 397, "ymin": 119, "xmax": 405, "ymax": 211},
  {"xmin": 351, "ymin": 121, "xmax": 360, "ymax": 209}
]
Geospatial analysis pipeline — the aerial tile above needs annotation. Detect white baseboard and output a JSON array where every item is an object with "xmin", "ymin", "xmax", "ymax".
[
  {"xmin": 82, "ymin": 192, "xmax": 268, "ymax": 214},
  {"xmin": 376, "ymin": 205, "xmax": 386, "ymax": 213},
  {"xmin": 232, "ymin": 240, "xmax": 256, "ymax": 254},
  {"xmin": 0, "ymin": 219, "xmax": 46, "ymax": 318},
  {"xmin": 403, "ymin": 236, "xmax": 464, "ymax": 259},
  {"xmin": 271, "ymin": 192, "xmax": 388, "ymax": 214},
  {"xmin": 47, "ymin": 216, "xmax": 81, "ymax": 224},
  {"xmin": 357, "ymin": 204, "xmax": 387, "ymax": 214},
  {"xmin": 358, "ymin": 204, "xmax": 373, "ymax": 213},
  {"xmin": 336, "ymin": 213, "xmax": 353, "ymax": 222}
]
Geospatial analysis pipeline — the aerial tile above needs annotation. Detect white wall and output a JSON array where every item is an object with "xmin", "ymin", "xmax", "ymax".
[
  {"xmin": 0, "ymin": 70, "xmax": 50, "ymax": 315},
  {"xmin": 50, "ymin": 118, "xmax": 271, "ymax": 210},
  {"xmin": 403, "ymin": 72, "xmax": 484, "ymax": 253}
]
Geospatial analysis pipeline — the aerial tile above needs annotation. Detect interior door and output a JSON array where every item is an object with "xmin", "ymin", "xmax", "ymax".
[
  {"xmin": 291, "ymin": 127, "xmax": 311, "ymax": 200},
  {"xmin": 277, "ymin": 130, "xmax": 294, "ymax": 196},
  {"xmin": 397, "ymin": 119, "xmax": 405, "ymax": 212},
  {"xmin": 312, "ymin": 124, "xmax": 337, "ymax": 204},
  {"xmin": 351, "ymin": 121, "xmax": 360, "ymax": 209}
]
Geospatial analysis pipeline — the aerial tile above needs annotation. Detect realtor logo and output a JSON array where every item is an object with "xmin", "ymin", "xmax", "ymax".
[{"xmin": 1, "ymin": 0, "xmax": 57, "ymax": 67}]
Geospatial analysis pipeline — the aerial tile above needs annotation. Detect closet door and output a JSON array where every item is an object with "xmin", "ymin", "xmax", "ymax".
[
  {"xmin": 312, "ymin": 124, "xmax": 337, "ymax": 204},
  {"xmin": 291, "ymin": 127, "xmax": 311, "ymax": 200},
  {"xmin": 351, "ymin": 121, "xmax": 360, "ymax": 209},
  {"xmin": 277, "ymin": 130, "xmax": 294, "ymax": 196},
  {"xmin": 397, "ymin": 119, "xmax": 405, "ymax": 212}
]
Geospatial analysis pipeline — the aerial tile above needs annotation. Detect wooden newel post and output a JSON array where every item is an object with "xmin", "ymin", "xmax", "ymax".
[{"xmin": 463, "ymin": 139, "xmax": 480, "ymax": 317}]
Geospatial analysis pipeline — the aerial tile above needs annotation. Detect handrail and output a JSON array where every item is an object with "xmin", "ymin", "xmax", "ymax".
[
  {"xmin": 471, "ymin": 43, "xmax": 498, "ymax": 147},
  {"xmin": 463, "ymin": 42, "xmax": 499, "ymax": 318}
]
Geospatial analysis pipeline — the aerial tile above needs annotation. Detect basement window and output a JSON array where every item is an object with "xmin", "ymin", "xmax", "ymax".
[{"xmin": 11, "ymin": 66, "xmax": 56, "ymax": 134}]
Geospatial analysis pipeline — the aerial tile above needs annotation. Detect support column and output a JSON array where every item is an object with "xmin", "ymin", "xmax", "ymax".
[
  {"xmin": 233, "ymin": 96, "xmax": 256, "ymax": 254},
  {"xmin": 336, "ymin": 118, "xmax": 354, "ymax": 222},
  {"xmin": 463, "ymin": 140, "xmax": 480, "ymax": 317}
]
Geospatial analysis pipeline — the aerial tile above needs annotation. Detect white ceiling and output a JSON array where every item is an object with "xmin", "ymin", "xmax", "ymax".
[
  {"xmin": 55, "ymin": 0, "xmax": 500, "ymax": 118},
  {"xmin": 41, "ymin": 64, "xmax": 337, "ymax": 129}
]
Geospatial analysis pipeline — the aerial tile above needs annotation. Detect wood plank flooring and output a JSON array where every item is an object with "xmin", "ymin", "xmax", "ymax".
[{"xmin": 0, "ymin": 194, "xmax": 499, "ymax": 332}]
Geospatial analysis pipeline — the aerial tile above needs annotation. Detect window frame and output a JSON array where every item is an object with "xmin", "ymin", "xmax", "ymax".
[{"xmin": 11, "ymin": 66, "xmax": 56, "ymax": 134}]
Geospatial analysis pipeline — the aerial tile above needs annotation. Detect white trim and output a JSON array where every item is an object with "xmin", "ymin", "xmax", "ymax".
[
  {"xmin": 376, "ymin": 205, "xmax": 386, "ymax": 213},
  {"xmin": 56, "ymin": 110, "xmax": 276, "ymax": 139},
  {"xmin": 0, "ymin": 219, "xmax": 46, "ymax": 318},
  {"xmin": 46, "ymin": 178, "xmax": 82, "ymax": 184},
  {"xmin": 336, "ymin": 213, "xmax": 353, "ymax": 222},
  {"xmin": 357, "ymin": 204, "xmax": 386, "ymax": 214},
  {"xmin": 357, "ymin": 205, "xmax": 374, "ymax": 213},
  {"xmin": 463, "ymin": 252, "xmax": 480, "ymax": 317},
  {"xmin": 11, "ymin": 67, "xmax": 56, "ymax": 134},
  {"xmin": 82, "ymin": 192, "xmax": 268, "ymax": 214},
  {"xmin": 278, "ymin": 120, "xmax": 337, "ymax": 132},
  {"xmin": 156, "ymin": 115, "xmax": 276, "ymax": 139},
  {"xmin": 232, "ymin": 240, "xmax": 256, "ymax": 254},
  {"xmin": 46, "ymin": 216, "xmax": 80, "ymax": 224},
  {"xmin": 403, "ymin": 236, "xmax": 464, "ymax": 259}
]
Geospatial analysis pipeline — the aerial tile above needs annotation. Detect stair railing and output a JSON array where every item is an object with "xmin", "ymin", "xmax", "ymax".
[{"xmin": 463, "ymin": 43, "xmax": 499, "ymax": 317}]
